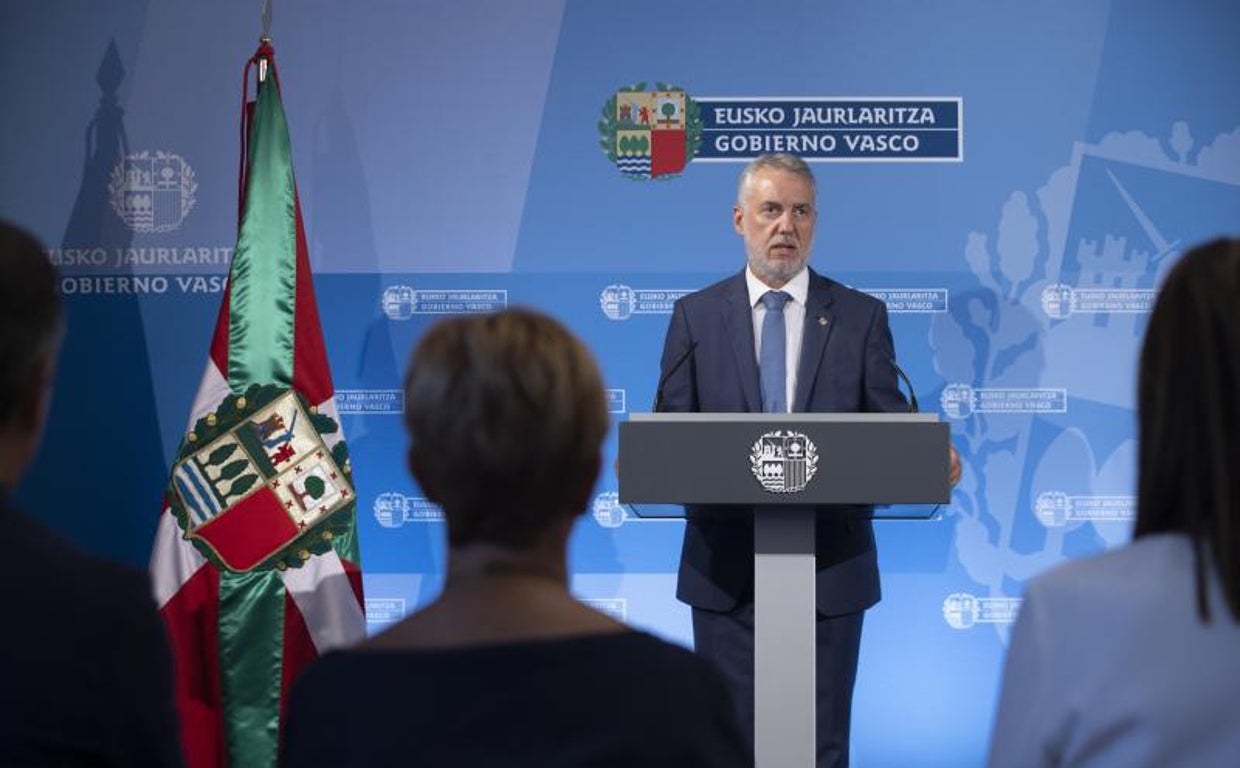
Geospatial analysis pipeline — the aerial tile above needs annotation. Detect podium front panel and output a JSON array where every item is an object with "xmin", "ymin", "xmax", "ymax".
[{"xmin": 618, "ymin": 413, "xmax": 948, "ymax": 506}]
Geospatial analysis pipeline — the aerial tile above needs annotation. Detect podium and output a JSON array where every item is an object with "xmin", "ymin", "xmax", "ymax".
[{"xmin": 618, "ymin": 412, "xmax": 948, "ymax": 768}]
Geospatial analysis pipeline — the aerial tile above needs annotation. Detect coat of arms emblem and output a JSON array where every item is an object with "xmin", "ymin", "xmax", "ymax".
[
  {"xmin": 749, "ymin": 430, "xmax": 819, "ymax": 493},
  {"xmin": 598, "ymin": 82, "xmax": 703, "ymax": 180},
  {"xmin": 167, "ymin": 385, "xmax": 355, "ymax": 572},
  {"xmin": 108, "ymin": 150, "xmax": 198, "ymax": 232}
]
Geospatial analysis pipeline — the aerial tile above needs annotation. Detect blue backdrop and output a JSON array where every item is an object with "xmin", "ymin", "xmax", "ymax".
[{"xmin": 3, "ymin": 2, "xmax": 1240, "ymax": 765}]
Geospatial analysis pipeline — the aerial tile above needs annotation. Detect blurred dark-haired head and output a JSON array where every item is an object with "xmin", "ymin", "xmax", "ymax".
[
  {"xmin": 0, "ymin": 220, "xmax": 63, "ymax": 485},
  {"xmin": 402, "ymin": 308, "xmax": 608, "ymax": 549},
  {"xmin": 1135, "ymin": 238, "xmax": 1240, "ymax": 621}
]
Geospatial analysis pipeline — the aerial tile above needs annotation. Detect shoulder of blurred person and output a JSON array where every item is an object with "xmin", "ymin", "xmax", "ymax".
[
  {"xmin": 989, "ymin": 533, "xmax": 1240, "ymax": 768},
  {"xmin": 1017, "ymin": 532, "xmax": 1239, "ymax": 641},
  {"xmin": 0, "ymin": 491, "xmax": 183, "ymax": 766},
  {"xmin": 283, "ymin": 630, "xmax": 749, "ymax": 768}
]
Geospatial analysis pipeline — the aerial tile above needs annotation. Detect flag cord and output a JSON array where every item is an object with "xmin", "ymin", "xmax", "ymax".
[{"xmin": 238, "ymin": 41, "xmax": 282, "ymax": 229}]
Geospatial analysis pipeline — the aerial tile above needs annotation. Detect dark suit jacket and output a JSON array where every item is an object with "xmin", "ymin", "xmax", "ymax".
[
  {"xmin": 0, "ymin": 491, "xmax": 183, "ymax": 767},
  {"xmin": 658, "ymin": 268, "xmax": 908, "ymax": 616}
]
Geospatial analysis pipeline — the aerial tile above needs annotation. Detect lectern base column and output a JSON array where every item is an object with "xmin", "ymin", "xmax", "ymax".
[{"xmin": 754, "ymin": 505, "xmax": 817, "ymax": 768}]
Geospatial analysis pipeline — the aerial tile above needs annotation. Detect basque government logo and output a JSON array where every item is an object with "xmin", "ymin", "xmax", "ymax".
[
  {"xmin": 599, "ymin": 82, "xmax": 703, "ymax": 180},
  {"xmin": 599, "ymin": 284, "xmax": 636, "ymax": 319},
  {"xmin": 109, "ymin": 150, "xmax": 198, "ymax": 232},
  {"xmin": 598, "ymin": 85, "xmax": 962, "ymax": 175},
  {"xmin": 750, "ymin": 430, "xmax": 818, "ymax": 493},
  {"xmin": 382, "ymin": 285, "xmax": 416, "ymax": 320}
]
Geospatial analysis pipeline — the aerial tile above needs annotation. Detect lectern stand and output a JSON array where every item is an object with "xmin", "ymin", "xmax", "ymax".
[{"xmin": 618, "ymin": 413, "xmax": 948, "ymax": 768}]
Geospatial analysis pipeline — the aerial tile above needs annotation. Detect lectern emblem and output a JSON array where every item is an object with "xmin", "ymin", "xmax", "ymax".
[{"xmin": 749, "ymin": 430, "xmax": 818, "ymax": 493}]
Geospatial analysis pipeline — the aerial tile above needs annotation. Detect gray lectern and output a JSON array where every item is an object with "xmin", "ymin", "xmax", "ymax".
[{"xmin": 618, "ymin": 412, "xmax": 948, "ymax": 768}]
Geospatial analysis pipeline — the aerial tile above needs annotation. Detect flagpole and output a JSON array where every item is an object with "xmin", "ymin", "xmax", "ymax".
[{"xmin": 259, "ymin": 0, "xmax": 273, "ymax": 81}]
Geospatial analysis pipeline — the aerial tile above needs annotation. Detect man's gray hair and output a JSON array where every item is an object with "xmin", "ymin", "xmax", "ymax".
[{"xmin": 737, "ymin": 153, "xmax": 816, "ymax": 206}]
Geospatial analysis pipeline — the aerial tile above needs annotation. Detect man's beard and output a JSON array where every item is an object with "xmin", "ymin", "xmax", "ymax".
[{"xmin": 748, "ymin": 248, "xmax": 807, "ymax": 285}]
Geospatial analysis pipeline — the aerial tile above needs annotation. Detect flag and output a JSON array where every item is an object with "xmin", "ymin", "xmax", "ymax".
[{"xmin": 150, "ymin": 41, "xmax": 365, "ymax": 767}]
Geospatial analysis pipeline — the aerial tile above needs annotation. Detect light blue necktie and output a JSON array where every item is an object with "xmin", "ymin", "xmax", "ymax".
[{"xmin": 759, "ymin": 290, "xmax": 790, "ymax": 413}]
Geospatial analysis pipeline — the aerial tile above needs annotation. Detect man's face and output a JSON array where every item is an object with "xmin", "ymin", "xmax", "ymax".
[{"xmin": 734, "ymin": 167, "xmax": 817, "ymax": 288}]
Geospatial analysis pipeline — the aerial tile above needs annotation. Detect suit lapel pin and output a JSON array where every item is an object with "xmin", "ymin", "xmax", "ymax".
[{"xmin": 818, "ymin": 316, "xmax": 828, "ymax": 326}]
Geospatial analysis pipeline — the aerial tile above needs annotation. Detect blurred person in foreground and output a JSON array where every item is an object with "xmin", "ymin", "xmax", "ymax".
[
  {"xmin": 282, "ymin": 308, "xmax": 748, "ymax": 767},
  {"xmin": 987, "ymin": 239, "xmax": 1240, "ymax": 768},
  {"xmin": 0, "ymin": 220, "xmax": 182, "ymax": 766}
]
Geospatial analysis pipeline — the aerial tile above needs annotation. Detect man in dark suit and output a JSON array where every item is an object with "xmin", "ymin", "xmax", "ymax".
[
  {"xmin": 0, "ymin": 220, "xmax": 183, "ymax": 766},
  {"xmin": 657, "ymin": 154, "xmax": 959, "ymax": 767}
]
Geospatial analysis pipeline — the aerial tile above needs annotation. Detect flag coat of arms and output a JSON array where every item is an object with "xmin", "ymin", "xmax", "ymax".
[{"xmin": 149, "ymin": 41, "xmax": 365, "ymax": 767}]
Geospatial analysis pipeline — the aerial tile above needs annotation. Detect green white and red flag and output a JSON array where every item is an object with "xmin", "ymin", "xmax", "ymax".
[{"xmin": 149, "ymin": 41, "xmax": 365, "ymax": 767}]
